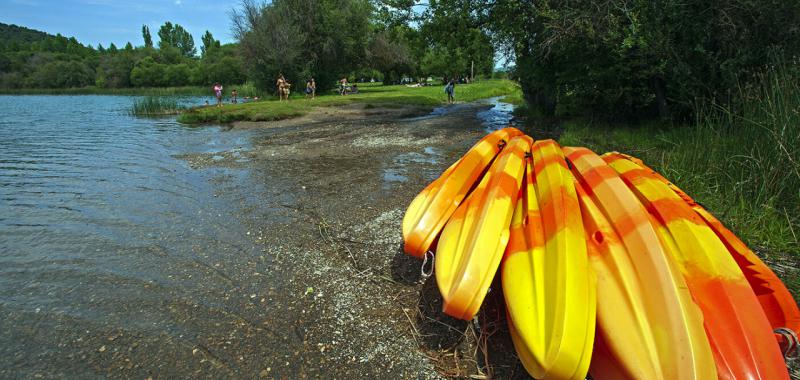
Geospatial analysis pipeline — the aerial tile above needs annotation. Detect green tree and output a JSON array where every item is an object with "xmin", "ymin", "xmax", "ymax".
[
  {"xmin": 201, "ymin": 30, "xmax": 220, "ymax": 56},
  {"xmin": 157, "ymin": 22, "xmax": 197, "ymax": 57},
  {"xmin": 142, "ymin": 25, "xmax": 153, "ymax": 48},
  {"xmin": 232, "ymin": 0, "xmax": 372, "ymax": 91}
]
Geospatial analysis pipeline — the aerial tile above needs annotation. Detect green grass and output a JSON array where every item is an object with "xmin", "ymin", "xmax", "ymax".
[
  {"xmin": 129, "ymin": 96, "xmax": 185, "ymax": 116},
  {"xmin": 0, "ymin": 82, "xmax": 261, "ymax": 97},
  {"xmin": 559, "ymin": 64, "xmax": 800, "ymax": 258},
  {"xmin": 177, "ymin": 79, "xmax": 521, "ymax": 124}
]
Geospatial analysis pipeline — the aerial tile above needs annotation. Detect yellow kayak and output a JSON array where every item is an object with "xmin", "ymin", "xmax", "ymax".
[
  {"xmin": 435, "ymin": 135, "xmax": 531, "ymax": 320},
  {"xmin": 501, "ymin": 140, "xmax": 595, "ymax": 379},
  {"xmin": 403, "ymin": 127, "xmax": 523, "ymax": 258},
  {"xmin": 613, "ymin": 153, "xmax": 800, "ymax": 354},
  {"xmin": 604, "ymin": 153, "xmax": 789, "ymax": 380},
  {"xmin": 563, "ymin": 147, "xmax": 715, "ymax": 380}
]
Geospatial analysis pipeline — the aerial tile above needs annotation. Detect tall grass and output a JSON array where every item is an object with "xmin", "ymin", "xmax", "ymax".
[
  {"xmin": 129, "ymin": 96, "xmax": 184, "ymax": 116},
  {"xmin": 560, "ymin": 63, "xmax": 800, "ymax": 256}
]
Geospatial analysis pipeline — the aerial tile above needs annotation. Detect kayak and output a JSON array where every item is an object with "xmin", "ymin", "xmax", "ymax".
[
  {"xmin": 609, "ymin": 152, "xmax": 800, "ymax": 356},
  {"xmin": 402, "ymin": 127, "xmax": 524, "ymax": 258},
  {"xmin": 564, "ymin": 147, "xmax": 716, "ymax": 380},
  {"xmin": 604, "ymin": 154, "xmax": 790, "ymax": 380},
  {"xmin": 435, "ymin": 135, "xmax": 531, "ymax": 320},
  {"xmin": 501, "ymin": 140, "xmax": 595, "ymax": 379}
]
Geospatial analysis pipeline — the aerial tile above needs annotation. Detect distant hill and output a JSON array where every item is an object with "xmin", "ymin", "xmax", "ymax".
[{"xmin": 0, "ymin": 23, "xmax": 52, "ymax": 44}]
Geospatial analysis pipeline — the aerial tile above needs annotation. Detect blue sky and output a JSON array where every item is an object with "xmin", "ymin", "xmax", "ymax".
[{"xmin": 1, "ymin": 0, "xmax": 238, "ymax": 48}]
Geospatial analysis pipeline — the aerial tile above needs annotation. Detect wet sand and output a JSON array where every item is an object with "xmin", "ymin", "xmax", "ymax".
[{"xmin": 175, "ymin": 101, "xmax": 528, "ymax": 379}]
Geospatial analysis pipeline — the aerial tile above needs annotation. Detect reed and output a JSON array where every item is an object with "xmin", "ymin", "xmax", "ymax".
[{"xmin": 129, "ymin": 96, "xmax": 185, "ymax": 116}]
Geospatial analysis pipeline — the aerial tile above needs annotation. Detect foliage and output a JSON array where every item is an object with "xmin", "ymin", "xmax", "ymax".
[
  {"xmin": 559, "ymin": 63, "xmax": 800, "ymax": 255},
  {"xmin": 200, "ymin": 31, "xmax": 221, "ymax": 56},
  {"xmin": 157, "ymin": 22, "xmax": 197, "ymax": 57},
  {"xmin": 0, "ymin": 22, "xmax": 247, "ymax": 90},
  {"xmin": 142, "ymin": 25, "xmax": 153, "ymax": 48},
  {"xmin": 488, "ymin": 0, "xmax": 800, "ymax": 119},
  {"xmin": 232, "ymin": 0, "xmax": 373, "ymax": 92}
]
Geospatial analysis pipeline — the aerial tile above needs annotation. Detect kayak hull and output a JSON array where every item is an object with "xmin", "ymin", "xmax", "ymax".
[
  {"xmin": 436, "ymin": 135, "xmax": 532, "ymax": 320},
  {"xmin": 564, "ymin": 147, "xmax": 715, "ymax": 380},
  {"xmin": 402, "ymin": 127, "xmax": 523, "ymax": 258},
  {"xmin": 604, "ymin": 154, "xmax": 790, "ymax": 380},
  {"xmin": 502, "ymin": 140, "xmax": 596, "ymax": 379}
]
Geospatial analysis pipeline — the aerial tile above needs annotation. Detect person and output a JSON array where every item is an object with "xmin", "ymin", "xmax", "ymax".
[
  {"xmin": 213, "ymin": 82, "xmax": 223, "ymax": 107},
  {"xmin": 231, "ymin": 89, "xmax": 238, "ymax": 104},
  {"xmin": 305, "ymin": 79, "xmax": 315, "ymax": 99},
  {"xmin": 276, "ymin": 74, "xmax": 291, "ymax": 101},
  {"xmin": 310, "ymin": 78, "xmax": 316, "ymax": 99},
  {"xmin": 350, "ymin": 84, "xmax": 359, "ymax": 94},
  {"xmin": 445, "ymin": 79, "xmax": 455, "ymax": 104},
  {"xmin": 339, "ymin": 77, "xmax": 348, "ymax": 96}
]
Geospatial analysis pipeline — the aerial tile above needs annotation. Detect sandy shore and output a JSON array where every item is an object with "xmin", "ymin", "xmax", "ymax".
[{"xmin": 177, "ymin": 102, "xmax": 528, "ymax": 379}]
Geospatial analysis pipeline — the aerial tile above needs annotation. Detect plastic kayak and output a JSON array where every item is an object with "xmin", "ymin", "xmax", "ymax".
[
  {"xmin": 501, "ymin": 140, "xmax": 595, "ymax": 379},
  {"xmin": 604, "ymin": 154, "xmax": 790, "ymax": 380},
  {"xmin": 435, "ymin": 135, "xmax": 531, "ymax": 320},
  {"xmin": 402, "ymin": 127, "xmax": 524, "ymax": 258},
  {"xmin": 609, "ymin": 152, "xmax": 800, "ymax": 357},
  {"xmin": 564, "ymin": 147, "xmax": 716, "ymax": 380}
]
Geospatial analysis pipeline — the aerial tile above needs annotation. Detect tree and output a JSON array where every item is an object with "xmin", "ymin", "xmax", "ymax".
[
  {"xmin": 232, "ymin": 0, "xmax": 372, "ymax": 91},
  {"xmin": 419, "ymin": 0, "xmax": 494, "ymax": 80},
  {"xmin": 108, "ymin": 43, "xmax": 118, "ymax": 54},
  {"xmin": 157, "ymin": 22, "xmax": 197, "ymax": 57},
  {"xmin": 201, "ymin": 30, "xmax": 220, "ymax": 56},
  {"xmin": 142, "ymin": 25, "xmax": 153, "ymax": 48}
]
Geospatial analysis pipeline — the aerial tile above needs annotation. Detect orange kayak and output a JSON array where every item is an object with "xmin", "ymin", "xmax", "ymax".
[
  {"xmin": 402, "ymin": 127, "xmax": 523, "ymax": 258},
  {"xmin": 610, "ymin": 152, "xmax": 800, "ymax": 356},
  {"xmin": 502, "ymin": 140, "xmax": 595, "ymax": 379},
  {"xmin": 604, "ymin": 153, "xmax": 789, "ymax": 380},
  {"xmin": 564, "ymin": 147, "xmax": 715, "ymax": 380},
  {"xmin": 435, "ymin": 135, "xmax": 531, "ymax": 320}
]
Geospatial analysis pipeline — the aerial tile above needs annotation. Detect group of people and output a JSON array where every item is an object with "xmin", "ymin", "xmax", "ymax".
[
  {"xmin": 211, "ymin": 83, "xmax": 259, "ymax": 106},
  {"xmin": 210, "ymin": 75, "xmax": 459, "ymax": 105},
  {"xmin": 276, "ymin": 74, "xmax": 317, "ymax": 101}
]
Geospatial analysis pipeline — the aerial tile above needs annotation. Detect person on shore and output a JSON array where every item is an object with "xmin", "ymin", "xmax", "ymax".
[
  {"xmin": 213, "ymin": 82, "xmax": 223, "ymax": 107},
  {"xmin": 277, "ymin": 74, "xmax": 291, "ymax": 101},
  {"xmin": 310, "ymin": 78, "xmax": 316, "ymax": 99},
  {"xmin": 231, "ymin": 89, "xmax": 238, "ymax": 104},
  {"xmin": 445, "ymin": 79, "xmax": 455, "ymax": 104},
  {"xmin": 305, "ymin": 79, "xmax": 314, "ymax": 99},
  {"xmin": 339, "ymin": 77, "xmax": 348, "ymax": 96}
]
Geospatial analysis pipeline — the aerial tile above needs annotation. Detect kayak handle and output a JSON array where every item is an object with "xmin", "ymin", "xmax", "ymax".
[
  {"xmin": 421, "ymin": 251, "xmax": 435, "ymax": 280},
  {"xmin": 775, "ymin": 327, "xmax": 798, "ymax": 360}
]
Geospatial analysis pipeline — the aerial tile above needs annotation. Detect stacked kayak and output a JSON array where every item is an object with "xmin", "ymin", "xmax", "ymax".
[{"xmin": 401, "ymin": 130, "xmax": 797, "ymax": 379}]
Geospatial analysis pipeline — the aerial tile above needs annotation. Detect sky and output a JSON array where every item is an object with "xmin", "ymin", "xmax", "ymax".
[{"xmin": 1, "ymin": 0, "xmax": 239, "ymax": 48}]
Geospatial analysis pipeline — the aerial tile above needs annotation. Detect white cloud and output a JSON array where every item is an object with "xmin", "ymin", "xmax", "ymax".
[{"xmin": 174, "ymin": 0, "xmax": 182, "ymax": 5}]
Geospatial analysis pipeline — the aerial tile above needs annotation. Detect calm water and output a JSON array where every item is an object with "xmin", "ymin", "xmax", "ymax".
[
  {"xmin": 0, "ymin": 95, "xmax": 518, "ymax": 378},
  {"xmin": 0, "ymin": 95, "xmax": 289, "ymax": 377}
]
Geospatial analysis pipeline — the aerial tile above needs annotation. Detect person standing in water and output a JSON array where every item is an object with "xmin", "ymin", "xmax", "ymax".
[
  {"xmin": 231, "ymin": 89, "xmax": 238, "ymax": 104},
  {"xmin": 213, "ymin": 82, "xmax": 223, "ymax": 107}
]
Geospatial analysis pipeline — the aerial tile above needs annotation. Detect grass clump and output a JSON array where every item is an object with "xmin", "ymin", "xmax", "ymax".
[
  {"xmin": 129, "ymin": 96, "xmax": 185, "ymax": 116},
  {"xmin": 559, "ymin": 63, "xmax": 800, "ymax": 257},
  {"xmin": 178, "ymin": 79, "xmax": 521, "ymax": 124}
]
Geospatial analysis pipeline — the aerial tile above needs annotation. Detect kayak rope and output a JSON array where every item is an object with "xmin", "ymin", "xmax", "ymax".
[
  {"xmin": 497, "ymin": 140, "xmax": 507, "ymax": 150},
  {"xmin": 421, "ymin": 251, "xmax": 435, "ymax": 279},
  {"xmin": 775, "ymin": 327, "xmax": 799, "ymax": 359},
  {"xmin": 524, "ymin": 151, "xmax": 532, "ymax": 159}
]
